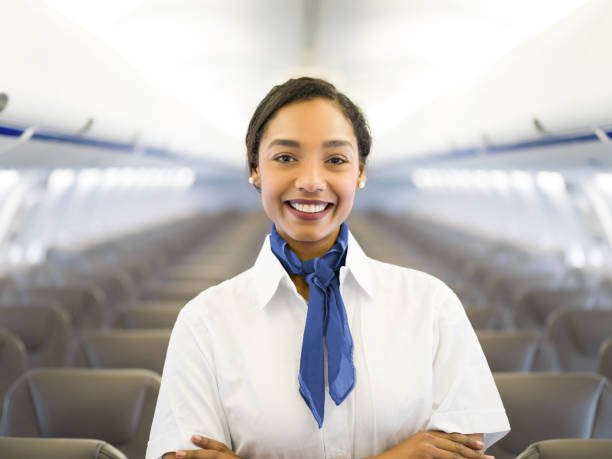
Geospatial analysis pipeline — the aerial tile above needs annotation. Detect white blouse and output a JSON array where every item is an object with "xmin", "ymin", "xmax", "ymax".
[{"xmin": 146, "ymin": 232, "xmax": 509, "ymax": 459}]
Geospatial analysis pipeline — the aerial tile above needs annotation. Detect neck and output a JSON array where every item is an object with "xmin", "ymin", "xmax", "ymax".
[
  {"xmin": 291, "ymin": 274, "xmax": 310, "ymax": 301},
  {"xmin": 280, "ymin": 227, "xmax": 341, "ymax": 261}
]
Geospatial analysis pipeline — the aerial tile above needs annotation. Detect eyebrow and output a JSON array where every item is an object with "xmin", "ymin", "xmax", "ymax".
[{"xmin": 267, "ymin": 139, "xmax": 354, "ymax": 150}]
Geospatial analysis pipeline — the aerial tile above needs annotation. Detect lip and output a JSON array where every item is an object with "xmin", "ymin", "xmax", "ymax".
[
  {"xmin": 286, "ymin": 199, "xmax": 331, "ymax": 205},
  {"xmin": 284, "ymin": 200, "xmax": 333, "ymax": 220}
]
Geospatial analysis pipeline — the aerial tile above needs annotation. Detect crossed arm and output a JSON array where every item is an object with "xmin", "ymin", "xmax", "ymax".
[{"xmin": 162, "ymin": 431, "xmax": 493, "ymax": 459}]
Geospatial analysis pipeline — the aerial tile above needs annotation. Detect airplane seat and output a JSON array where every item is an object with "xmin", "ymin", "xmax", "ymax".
[
  {"xmin": 0, "ymin": 368, "xmax": 160, "ymax": 459},
  {"xmin": 599, "ymin": 337, "xmax": 612, "ymax": 381},
  {"xmin": 0, "ymin": 304, "xmax": 71, "ymax": 367},
  {"xmin": 476, "ymin": 330, "xmax": 558, "ymax": 372},
  {"xmin": 482, "ymin": 269, "xmax": 556, "ymax": 312},
  {"xmin": 0, "ymin": 436, "xmax": 127, "ymax": 459},
  {"xmin": 595, "ymin": 277, "xmax": 612, "ymax": 308},
  {"xmin": 125, "ymin": 299, "xmax": 185, "ymax": 309},
  {"xmin": 513, "ymin": 288, "xmax": 597, "ymax": 329},
  {"xmin": 0, "ymin": 330, "xmax": 27, "ymax": 411},
  {"xmin": 465, "ymin": 307, "xmax": 501, "ymax": 330},
  {"xmin": 84, "ymin": 270, "xmax": 135, "ymax": 309},
  {"xmin": 67, "ymin": 329, "xmax": 171, "ymax": 375},
  {"xmin": 20, "ymin": 285, "xmax": 106, "ymax": 330},
  {"xmin": 487, "ymin": 373, "xmax": 612, "ymax": 459},
  {"xmin": 32, "ymin": 248, "xmax": 137, "ymax": 310},
  {"xmin": 63, "ymin": 270, "xmax": 135, "ymax": 310},
  {"xmin": 138, "ymin": 279, "xmax": 210, "ymax": 302},
  {"xmin": 516, "ymin": 439, "xmax": 612, "ymax": 459},
  {"xmin": 0, "ymin": 276, "xmax": 18, "ymax": 303},
  {"xmin": 545, "ymin": 309, "xmax": 612, "ymax": 372},
  {"xmin": 450, "ymin": 280, "xmax": 488, "ymax": 309},
  {"xmin": 112, "ymin": 305, "xmax": 182, "ymax": 329}
]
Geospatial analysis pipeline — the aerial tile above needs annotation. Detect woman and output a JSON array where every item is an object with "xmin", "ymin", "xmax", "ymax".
[{"xmin": 146, "ymin": 77, "xmax": 509, "ymax": 459}]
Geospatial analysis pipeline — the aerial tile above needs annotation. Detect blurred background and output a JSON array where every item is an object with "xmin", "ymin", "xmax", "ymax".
[{"xmin": 1, "ymin": 1, "xmax": 612, "ymax": 457}]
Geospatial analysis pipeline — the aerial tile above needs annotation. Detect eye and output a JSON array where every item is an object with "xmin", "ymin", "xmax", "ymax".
[
  {"xmin": 274, "ymin": 154, "xmax": 296, "ymax": 163},
  {"xmin": 327, "ymin": 156, "xmax": 348, "ymax": 165}
]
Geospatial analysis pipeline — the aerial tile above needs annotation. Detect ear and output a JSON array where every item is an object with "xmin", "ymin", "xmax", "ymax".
[
  {"xmin": 357, "ymin": 165, "xmax": 367, "ymax": 188},
  {"xmin": 250, "ymin": 167, "xmax": 261, "ymax": 189}
]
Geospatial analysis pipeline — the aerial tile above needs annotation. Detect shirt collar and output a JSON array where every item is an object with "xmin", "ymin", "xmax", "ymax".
[
  {"xmin": 252, "ymin": 235, "xmax": 289, "ymax": 310},
  {"xmin": 344, "ymin": 230, "xmax": 374, "ymax": 299},
  {"xmin": 252, "ymin": 230, "xmax": 374, "ymax": 310}
]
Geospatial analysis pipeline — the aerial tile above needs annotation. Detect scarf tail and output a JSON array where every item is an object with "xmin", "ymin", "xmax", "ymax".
[{"xmin": 269, "ymin": 223, "xmax": 355, "ymax": 427}]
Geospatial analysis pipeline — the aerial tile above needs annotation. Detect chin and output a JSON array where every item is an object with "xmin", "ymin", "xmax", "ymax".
[{"xmin": 280, "ymin": 225, "xmax": 337, "ymax": 243}]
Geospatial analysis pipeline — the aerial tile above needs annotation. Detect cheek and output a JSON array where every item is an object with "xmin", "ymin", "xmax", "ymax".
[
  {"xmin": 260, "ymin": 184, "xmax": 282, "ymax": 216},
  {"xmin": 337, "ymin": 181, "xmax": 358, "ymax": 207}
]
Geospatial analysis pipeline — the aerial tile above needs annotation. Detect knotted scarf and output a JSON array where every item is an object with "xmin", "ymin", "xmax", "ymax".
[{"xmin": 269, "ymin": 222, "xmax": 355, "ymax": 427}]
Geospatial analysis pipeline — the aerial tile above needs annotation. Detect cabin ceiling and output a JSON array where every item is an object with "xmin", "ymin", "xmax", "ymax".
[{"xmin": 21, "ymin": 0, "xmax": 591, "ymax": 167}]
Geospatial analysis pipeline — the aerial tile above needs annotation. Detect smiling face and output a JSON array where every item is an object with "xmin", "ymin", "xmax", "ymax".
[{"xmin": 252, "ymin": 98, "xmax": 366, "ymax": 260}]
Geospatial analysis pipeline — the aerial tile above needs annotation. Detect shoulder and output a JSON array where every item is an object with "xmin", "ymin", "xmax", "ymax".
[
  {"xmin": 179, "ymin": 267, "xmax": 257, "ymax": 324},
  {"xmin": 367, "ymin": 257, "xmax": 461, "ymax": 313},
  {"xmin": 360, "ymin": 259, "xmax": 463, "ymax": 326}
]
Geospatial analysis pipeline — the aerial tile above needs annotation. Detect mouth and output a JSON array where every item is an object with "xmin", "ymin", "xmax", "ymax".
[{"xmin": 284, "ymin": 199, "xmax": 333, "ymax": 219}]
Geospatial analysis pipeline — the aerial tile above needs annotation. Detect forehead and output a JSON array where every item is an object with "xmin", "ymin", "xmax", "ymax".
[{"xmin": 262, "ymin": 98, "xmax": 356, "ymax": 144}]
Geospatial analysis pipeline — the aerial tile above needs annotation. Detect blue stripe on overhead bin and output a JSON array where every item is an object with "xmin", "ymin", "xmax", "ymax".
[
  {"xmin": 0, "ymin": 121, "xmax": 179, "ymax": 159},
  {"xmin": 2, "ymin": 120, "xmax": 611, "ymax": 162},
  {"xmin": 32, "ymin": 131, "xmax": 134, "ymax": 152},
  {"xmin": 486, "ymin": 131, "xmax": 601, "ymax": 154},
  {"xmin": 0, "ymin": 124, "xmax": 23, "ymax": 137}
]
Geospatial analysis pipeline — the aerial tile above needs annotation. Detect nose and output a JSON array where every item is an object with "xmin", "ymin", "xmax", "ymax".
[{"xmin": 295, "ymin": 159, "xmax": 326, "ymax": 193}]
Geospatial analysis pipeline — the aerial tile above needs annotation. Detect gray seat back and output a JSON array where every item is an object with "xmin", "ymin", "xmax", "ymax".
[
  {"xmin": 546, "ymin": 309, "xmax": 612, "ymax": 371},
  {"xmin": 488, "ymin": 373, "xmax": 612, "ymax": 459},
  {"xmin": 599, "ymin": 337, "xmax": 612, "ymax": 381},
  {"xmin": 476, "ymin": 331, "xmax": 557, "ymax": 372},
  {"xmin": 0, "ymin": 436, "xmax": 127, "ymax": 459},
  {"xmin": 68, "ymin": 329, "xmax": 171, "ymax": 374},
  {"xmin": 465, "ymin": 307, "xmax": 500, "ymax": 330},
  {"xmin": 514, "ymin": 288, "xmax": 596, "ymax": 329},
  {"xmin": 517, "ymin": 439, "xmax": 612, "ymax": 459},
  {"xmin": 0, "ymin": 330, "xmax": 27, "ymax": 408},
  {"xmin": 23, "ymin": 285, "xmax": 106, "ymax": 329},
  {"xmin": 139, "ymin": 279, "xmax": 208, "ymax": 301},
  {"xmin": 0, "ymin": 368, "xmax": 160, "ymax": 458},
  {"xmin": 0, "ymin": 304, "xmax": 71, "ymax": 367},
  {"xmin": 113, "ymin": 305, "xmax": 181, "ymax": 329}
]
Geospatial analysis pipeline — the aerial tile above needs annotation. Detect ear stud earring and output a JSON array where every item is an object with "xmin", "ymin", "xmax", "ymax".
[
  {"xmin": 358, "ymin": 181, "xmax": 366, "ymax": 189},
  {"xmin": 248, "ymin": 177, "xmax": 255, "ymax": 185}
]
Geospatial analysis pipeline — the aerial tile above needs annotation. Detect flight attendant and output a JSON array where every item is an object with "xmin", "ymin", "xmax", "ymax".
[{"xmin": 146, "ymin": 77, "xmax": 509, "ymax": 459}]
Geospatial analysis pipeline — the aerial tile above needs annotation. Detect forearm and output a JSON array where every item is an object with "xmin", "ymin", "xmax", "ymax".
[{"xmin": 368, "ymin": 432, "xmax": 486, "ymax": 459}]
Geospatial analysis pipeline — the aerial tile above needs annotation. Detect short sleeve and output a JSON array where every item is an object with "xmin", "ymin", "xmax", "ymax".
[
  {"xmin": 425, "ymin": 281, "xmax": 510, "ymax": 449},
  {"xmin": 146, "ymin": 302, "xmax": 231, "ymax": 459}
]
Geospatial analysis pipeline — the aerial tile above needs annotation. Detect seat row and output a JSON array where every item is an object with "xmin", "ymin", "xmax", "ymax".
[
  {"xmin": 353, "ymin": 213, "xmax": 612, "ymax": 330},
  {"xmin": 0, "ymin": 303, "xmax": 179, "ymax": 368},
  {"xmin": 2, "ymin": 323, "xmax": 612, "ymax": 433},
  {"xmin": 2, "ymin": 304, "xmax": 611, "ymax": 402},
  {"xmin": 1, "ymin": 213, "xmax": 225, "ymax": 306},
  {"xmin": 0, "ymin": 369, "xmax": 610, "ymax": 458},
  {"xmin": 465, "ymin": 307, "xmax": 612, "ymax": 372},
  {"xmin": 0, "ymin": 211, "xmax": 268, "ymax": 329},
  {"xmin": 1, "ymin": 437, "xmax": 611, "ymax": 459}
]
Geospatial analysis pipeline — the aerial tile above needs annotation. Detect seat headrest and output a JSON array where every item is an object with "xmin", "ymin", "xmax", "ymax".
[
  {"xmin": 517, "ymin": 439, "xmax": 612, "ymax": 459},
  {"xmin": 0, "ymin": 436, "xmax": 128, "ymax": 459},
  {"xmin": 0, "ymin": 305, "xmax": 69, "ymax": 350},
  {"xmin": 493, "ymin": 373, "xmax": 610, "ymax": 455},
  {"xmin": 24, "ymin": 369, "xmax": 160, "ymax": 445}
]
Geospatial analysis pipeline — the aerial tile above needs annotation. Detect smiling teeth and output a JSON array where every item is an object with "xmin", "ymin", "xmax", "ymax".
[{"xmin": 290, "ymin": 202, "xmax": 327, "ymax": 213}]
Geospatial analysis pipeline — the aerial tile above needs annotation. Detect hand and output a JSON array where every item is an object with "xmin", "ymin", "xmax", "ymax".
[
  {"xmin": 374, "ymin": 431, "xmax": 493, "ymax": 459},
  {"xmin": 168, "ymin": 435, "xmax": 240, "ymax": 459}
]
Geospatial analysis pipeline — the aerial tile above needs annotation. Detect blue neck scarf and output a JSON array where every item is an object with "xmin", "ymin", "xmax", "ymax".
[{"xmin": 269, "ymin": 222, "xmax": 356, "ymax": 427}]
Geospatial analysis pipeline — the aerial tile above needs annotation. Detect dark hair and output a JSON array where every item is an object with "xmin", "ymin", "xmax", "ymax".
[{"xmin": 245, "ymin": 77, "xmax": 371, "ymax": 173}]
